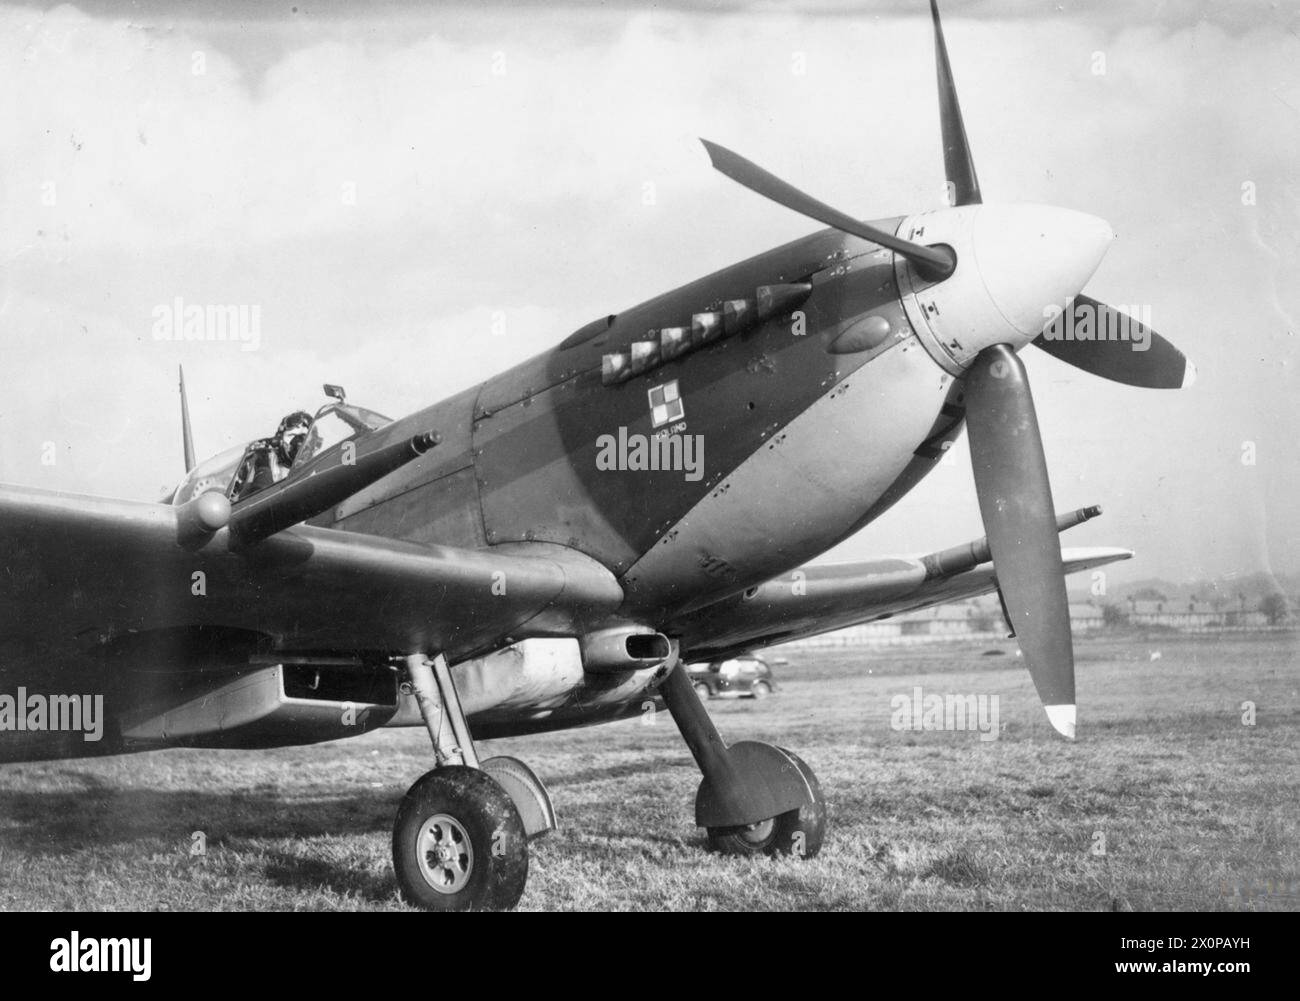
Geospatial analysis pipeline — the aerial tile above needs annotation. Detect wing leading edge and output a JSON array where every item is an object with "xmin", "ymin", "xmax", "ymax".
[
  {"xmin": 670, "ymin": 536, "xmax": 1131, "ymax": 663},
  {"xmin": 0, "ymin": 483, "xmax": 623, "ymax": 682}
]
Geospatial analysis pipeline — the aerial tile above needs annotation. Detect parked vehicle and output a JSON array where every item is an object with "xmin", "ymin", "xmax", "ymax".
[{"xmin": 686, "ymin": 654, "xmax": 777, "ymax": 699}]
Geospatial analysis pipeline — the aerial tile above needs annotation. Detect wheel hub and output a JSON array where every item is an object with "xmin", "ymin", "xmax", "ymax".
[
  {"xmin": 739, "ymin": 818, "xmax": 775, "ymax": 844},
  {"xmin": 416, "ymin": 814, "xmax": 474, "ymax": 894}
]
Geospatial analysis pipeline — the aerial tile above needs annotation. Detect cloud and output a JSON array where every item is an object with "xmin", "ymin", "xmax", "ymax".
[{"xmin": 1, "ymin": 2, "xmax": 1297, "ymax": 583}]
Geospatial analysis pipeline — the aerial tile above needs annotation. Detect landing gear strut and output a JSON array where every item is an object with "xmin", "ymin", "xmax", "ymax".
[
  {"xmin": 392, "ymin": 653, "xmax": 552, "ymax": 912},
  {"xmin": 658, "ymin": 660, "xmax": 826, "ymax": 858},
  {"xmin": 391, "ymin": 650, "xmax": 822, "ymax": 909}
]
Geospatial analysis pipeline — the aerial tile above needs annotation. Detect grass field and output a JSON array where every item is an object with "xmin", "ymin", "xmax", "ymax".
[{"xmin": 1, "ymin": 631, "xmax": 1296, "ymax": 911}]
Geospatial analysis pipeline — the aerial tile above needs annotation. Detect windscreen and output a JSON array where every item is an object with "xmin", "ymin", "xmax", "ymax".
[{"xmin": 293, "ymin": 404, "xmax": 392, "ymax": 467}]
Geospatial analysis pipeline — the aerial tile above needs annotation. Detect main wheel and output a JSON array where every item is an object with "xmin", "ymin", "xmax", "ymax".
[
  {"xmin": 392, "ymin": 766, "xmax": 529, "ymax": 911},
  {"xmin": 706, "ymin": 748, "xmax": 826, "ymax": 859},
  {"xmin": 693, "ymin": 682, "xmax": 712, "ymax": 698}
]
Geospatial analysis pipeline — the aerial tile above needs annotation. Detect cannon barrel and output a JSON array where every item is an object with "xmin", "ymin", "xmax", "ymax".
[
  {"xmin": 921, "ymin": 505, "xmax": 1101, "ymax": 581},
  {"xmin": 227, "ymin": 430, "xmax": 440, "ymax": 546}
]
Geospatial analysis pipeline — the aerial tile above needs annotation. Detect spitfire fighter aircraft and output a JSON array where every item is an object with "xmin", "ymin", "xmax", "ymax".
[{"xmin": 0, "ymin": 2, "xmax": 1191, "ymax": 911}]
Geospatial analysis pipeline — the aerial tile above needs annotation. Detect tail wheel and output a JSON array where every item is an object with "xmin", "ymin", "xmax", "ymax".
[
  {"xmin": 706, "ymin": 748, "xmax": 826, "ymax": 859},
  {"xmin": 393, "ymin": 766, "xmax": 528, "ymax": 911}
]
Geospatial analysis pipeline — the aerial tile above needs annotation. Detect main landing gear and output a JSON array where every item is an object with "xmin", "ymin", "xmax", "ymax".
[
  {"xmin": 391, "ymin": 651, "xmax": 825, "ymax": 911},
  {"xmin": 657, "ymin": 660, "xmax": 826, "ymax": 858},
  {"xmin": 392, "ymin": 654, "xmax": 555, "ymax": 911}
]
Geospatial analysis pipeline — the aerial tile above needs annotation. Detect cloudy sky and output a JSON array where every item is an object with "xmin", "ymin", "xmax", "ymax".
[{"xmin": 2, "ymin": 0, "xmax": 1298, "ymax": 589}]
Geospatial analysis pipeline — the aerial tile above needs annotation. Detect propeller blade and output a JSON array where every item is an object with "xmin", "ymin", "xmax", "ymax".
[
  {"xmin": 964, "ymin": 344, "xmax": 1076, "ymax": 738},
  {"xmin": 931, "ymin": 0, "xmax": 981, "ymax": 206},
  {"xmin": 700, "ymin": 139, "xmax": 956, "ymax": 282},
  {"xmin": 1033, "ymin": 294, "xmax": 1195, "ymax": 389}
]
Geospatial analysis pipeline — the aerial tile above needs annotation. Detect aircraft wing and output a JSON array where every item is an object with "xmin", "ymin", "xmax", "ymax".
[
  {"xmin": 670, "ymin": 545, "xmax": 1131, "ymax": 662},
  {"xmin": 0, "ymin": 483, "xmax": 623, "ymax": 682}
]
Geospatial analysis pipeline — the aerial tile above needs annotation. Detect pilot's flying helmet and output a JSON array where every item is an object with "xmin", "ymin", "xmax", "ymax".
[
  {"xmin": 276, "ymin": 411, "xmax": 312, "ymax": 438},
  {"xmin": 274, "ymin": 410, "xmax": 313, "ymax": 465}
]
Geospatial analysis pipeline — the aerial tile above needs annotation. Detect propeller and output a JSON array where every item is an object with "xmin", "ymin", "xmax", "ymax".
[
  {"xmin": 931, "ymin": 0, "xmax": 980, "ymax": 207},
  {"xmin": 964, "ymin": 346, "xmax": 1075, "ymax": 736},
  {"xmin": 699, "ymin": 0, "xmax": 1194, "ymax": 738},
  {"xmin": 1034, "ymin": 294, "xmax": 1195, "ymax": 389},
  {"xmin": 700, "ymin": 140, "xmax": 955, "ymax": 283}
]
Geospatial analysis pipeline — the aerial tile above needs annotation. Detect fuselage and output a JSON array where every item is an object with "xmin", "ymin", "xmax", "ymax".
[
  {"xmin": 164, "ymin": 201, "xmax": 1109, "ymax": 644},
  {"xmin": 317, "ymin": 216, "xmax": 968, "ymax": 629},
  {"xmin": 312, "ymin": 199, "xmax": 1114, "ymax": 633}
]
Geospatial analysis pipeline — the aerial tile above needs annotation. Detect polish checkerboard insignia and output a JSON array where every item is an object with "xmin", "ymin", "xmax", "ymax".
[{"xmin": 648, "ymin": 380, "xmax": 685, "ymax": 428}]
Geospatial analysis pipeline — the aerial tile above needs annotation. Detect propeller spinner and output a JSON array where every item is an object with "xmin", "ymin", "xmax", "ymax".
[{"xmin": 701, "ymin": 0, "xmax": 1194, "ymax": 738}]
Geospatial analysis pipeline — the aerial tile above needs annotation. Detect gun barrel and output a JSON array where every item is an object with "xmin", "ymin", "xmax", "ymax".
[
  {"xmin": 229, "ymin": 430, "xmax": 440, "ymax": 545},
  {"xmin": 922, "ymin": 504, "xmax": 1102, "ymax": 580}
]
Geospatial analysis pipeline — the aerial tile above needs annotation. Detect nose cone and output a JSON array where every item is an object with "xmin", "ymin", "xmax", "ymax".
[{"xmin": 973, "ymin": 204, "xmax": 1113, "ymax": 340}]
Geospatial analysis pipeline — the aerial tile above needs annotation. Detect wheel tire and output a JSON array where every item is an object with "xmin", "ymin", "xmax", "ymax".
[
  {"xmin": 751, "ymin": 681, "xmax": 772, "ymax": 699},
  {"xmin": 392, "ymin": 766, "xmax": 529, "ymax": 911},
  {"xmin": 693, "ymin": 682, "xmax": 712, "ymax": 698},
  {"xmin": 706, "ymin": 748, "xmax": 826, "ymax": 860}
]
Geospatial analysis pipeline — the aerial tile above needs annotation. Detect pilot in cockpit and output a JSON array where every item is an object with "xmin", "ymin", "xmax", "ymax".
[
  {"xmin": 230, "ymin": 410, "xmax": 313, "ymax": 502},
  {"xmin": 273, "ymin": 411, "xmax": 312, "ymax": 471}
]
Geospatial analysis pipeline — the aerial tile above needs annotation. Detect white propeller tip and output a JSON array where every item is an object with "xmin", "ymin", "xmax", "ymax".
[
  {"xmin": 1182, "ymin": 359, "xmax": 1198, "ymax": 389},
  {"xmin": 1044, "ymin": 703, "xmax": 1076, "ymax": 740}
]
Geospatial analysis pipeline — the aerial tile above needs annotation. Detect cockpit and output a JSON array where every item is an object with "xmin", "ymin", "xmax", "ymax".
[
  {"xmin": 169, "ymin": 386, "xmax": 393, "ymax": 507},
  {"xmin": 294, "ymin": 402, "xmax": 392, "ymax": 467}
]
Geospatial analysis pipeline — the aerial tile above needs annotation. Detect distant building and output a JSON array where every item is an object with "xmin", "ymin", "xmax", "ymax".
[
  {"xmin": 1069, "ymin": 603, "xmax": 1105, "ymax": 632},
  {"xmin": 1124, "ymin": 597, "xmax": 1267, "ymax": 631},
  {"xmin": 789, "ymin": 597, "xmax": 1106, "ymax": 649},
  {"xmin": 782, "ymin": 592, "xmax": 1280, "ymax": 651}
]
